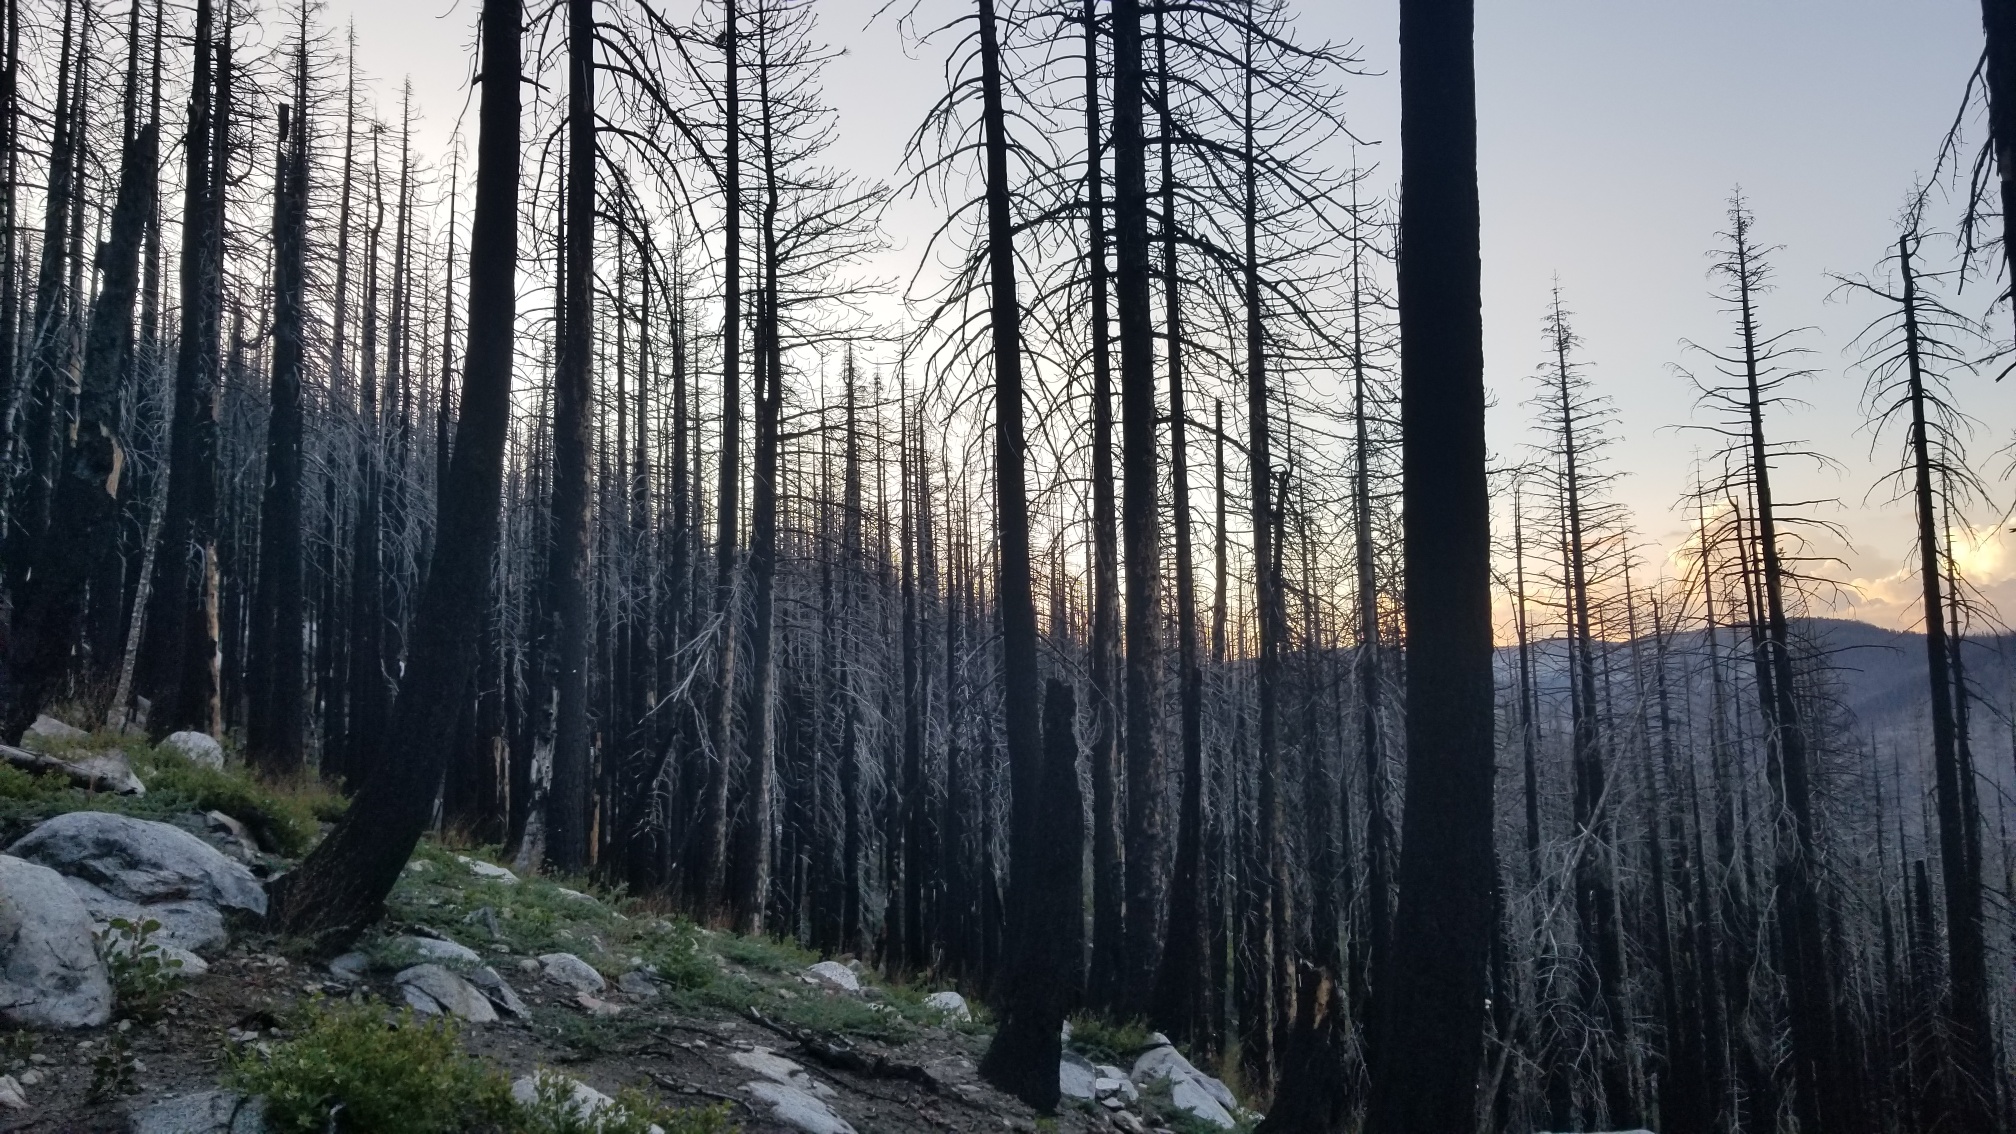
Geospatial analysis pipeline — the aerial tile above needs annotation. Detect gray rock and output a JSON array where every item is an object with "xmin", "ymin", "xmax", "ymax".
[
  {"xmin": 326, "ymin": 952, "xmax": 370, "ymax": 981},
  {"xmin": 538, "ymin": 951, "xmax": 606, "ymax": 993},
  {"xmin": 1131, "ymin": 1044, "xmax": 1237, "ymax": 1113},
  {"xmin": 1167, "ymin": 1077, "xmax": 1235, "ymax": 1128},
  {"xmin": 1095, "ymin": 1073, "xmax": 1138, "ymax": 1103},
  {"xmin": 25, "ymin": 715, "xmax": 87, "ymax": 745},
  {"xmin": 922, "ymin": 989, "xmax": 970, "ymax": 1021},
  {"xmin": 160, "ymin": 731, "xmax": 226, "ymax": 770},
  {"xmin": 1059, "ymin": 1053, "xmax": 1099, "ymax": 1101},
  {"xmin": 732, "ymin": 1047, "xmax": 834, "ymax": 1097},
  {"xmin": 203, "ymin": 812, "xmax": 260, "ymax": 860},
  {"xmin": 395, "ymin": 935, "xmax": 482, "ymax": 966},
  {"xmin": 511, "ymin": 1073, "xmax": 662, "ymax": 1134},
  {"xmin": 803, "ymin": 960, "xmax": 859, "ymax": 992},
  {"xmin": 455, "ymin": 855, "xmax": 519, "ymax": 884},
  {"xmin": 0, "ymin": 855, "xmax": 113, "ymax": 1028},
  {"xmin": 63, "ymin": 877, "xmax": 229, "ymax": 957},
  {"xmin": 0, "ymin": 1074, "xmax": 24, "ymax": 1111},
  {"xmin": 617, "ymin": 969, "xmax": 660, "ymax": 999},
  {"xmin": 9, "ymin": 812, "xmax": 266, "ymax": 915},
  {"xmin": 127, "ymin": 1090, "xmax": 267, "ymax": 1134},
  {"xmin": 394, "ymin": 964, "xmax": 498, "ymax": 1023},
  {"xmin": 465, "ymin": 965, "xmax": 528, "ymax": 1018},
  {"xmin": 742, "ymin": 1081, "xmax": 857, "ymax": 1134}
]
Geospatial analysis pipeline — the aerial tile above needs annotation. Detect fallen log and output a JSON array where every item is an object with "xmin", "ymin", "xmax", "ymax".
[{"xmin": 0, "ymin": 744, "xmax": 145, "ymax": 795}]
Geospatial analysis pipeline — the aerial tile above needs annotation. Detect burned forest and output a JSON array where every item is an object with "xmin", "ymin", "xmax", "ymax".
[{"xmin": 0, "ymin": 0, "xmax": 2012, "ymax": 1132}]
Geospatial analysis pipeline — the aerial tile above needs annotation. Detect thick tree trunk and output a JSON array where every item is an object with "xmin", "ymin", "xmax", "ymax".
[
  {"xmin": 1081, "ymin": 0, "xmax": 1126, "ymax": 1015},
  {"xmin": 247, "ymin": 64, "xmax": 307, "ymax": 776},
  {"xmin": 1364, "ymin": 2, "xmax": 1498, "ymax": 1132},
  {"xmin": 1110, "ymin": 0, "xmax": 1166, "ymax": 1016},
  {"xmin": 545, "ymin": 0, "xmax": 595, "ymax": 873},
  {"xmin": 974, "ymin": 0, "xmax": 1068, "ymax": 1105},
  {"xmin": 264, "ymin": 0, "xmax": 520, "ymax": 946}
]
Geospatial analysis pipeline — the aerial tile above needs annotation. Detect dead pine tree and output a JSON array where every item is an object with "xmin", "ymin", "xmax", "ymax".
[
  {"xmin": 1839, "ymin": 215, "xmax": 2001, "ymax": 1134},
  {"xmin": 265, "ymin": 0, "xmax": 523, "ymax": 944}
]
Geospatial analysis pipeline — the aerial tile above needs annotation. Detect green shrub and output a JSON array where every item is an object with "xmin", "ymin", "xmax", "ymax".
[
  {"xmin": 513, "ymin": 1072, "xmax": 735, "ymax": 1134},
  {"xmin": 95, "ymin": 916, "xmax": 183, "ymax": 1019},
  {"xmin": 641, "ymin": 924, "xmax": 715, "ymax": 992},
  {"xmin": 227, "ymin": 999, "xmax": 514, "ymax": 1134},
  {"xmin": 136, "ymin": 751, "xmax": 339, "ymax": 857}
]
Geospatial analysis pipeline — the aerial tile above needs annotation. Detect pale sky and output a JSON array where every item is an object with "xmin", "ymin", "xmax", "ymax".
[{"xmin": 327, "ymin": 0, "xmax": 2016, "ymax": 631}]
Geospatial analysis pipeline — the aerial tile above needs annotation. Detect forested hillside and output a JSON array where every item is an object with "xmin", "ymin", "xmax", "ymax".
[{"xmin": 0, "ymin": 0, "xmax": 2011, "ymax": 1131}]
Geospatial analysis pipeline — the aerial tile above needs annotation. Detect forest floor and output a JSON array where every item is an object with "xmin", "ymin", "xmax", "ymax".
[{"xmin": 0, "ymin": 729, "xmax": 1251, "ymax": 1134}]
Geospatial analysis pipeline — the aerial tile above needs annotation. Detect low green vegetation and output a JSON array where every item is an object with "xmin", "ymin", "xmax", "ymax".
[
  {"xmin": 0, "ymin": 728, "xmax": 341, "ymax": 854},
  {"xmin": 227, "ymin": 999, "xmax": 516, "ymax": 1134},
  {"xmin": 1066, "ymin": 1013, "xmax": 1155, "ymax": 1066},
  {"xmin": 229, "ymin": 998, "xmax": 738, "ymax": 1134}
]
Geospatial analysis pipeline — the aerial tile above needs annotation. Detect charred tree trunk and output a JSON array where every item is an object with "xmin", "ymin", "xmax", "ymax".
[
  {"xmin": 545, "ymin": 0, "xmax": 596, "ymax": 873},
  {"xmin": 265, "ymin": 0, "xmax": 521, "ymax": 945},
  {"xmin": 1364, "ymin": 1, "xmax": 1498, "ymax": 1131}
]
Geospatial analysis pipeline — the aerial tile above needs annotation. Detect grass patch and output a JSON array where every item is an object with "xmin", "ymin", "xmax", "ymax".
[
  {"xmin": 227, "ymin": 998, "xmax": 515, "ymax": 1134},
  {"xmin": 710, "ymin": 933, "xmax": 815, "ymax": 976},
  {"xmin": 1067, "ymin": 1013, "xmax": 1156, "ymax": 1066}
]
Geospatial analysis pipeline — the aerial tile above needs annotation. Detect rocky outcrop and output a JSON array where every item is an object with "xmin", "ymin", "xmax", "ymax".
[
  {"xmin": 1130, "ymin": 1041, "xmax": 1239, "ymax": 1128},
  {"xmin": 8, "ymin": 812, "xmax": 266, "ymax": 915},
  {"xmin": 0, "ymin": 855, "xmax": 114, "ymax": 1029}
]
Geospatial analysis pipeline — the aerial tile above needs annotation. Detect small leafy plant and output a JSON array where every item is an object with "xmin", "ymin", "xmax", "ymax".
[
  {"xmin": 87, "ymin": 1032, "xmax": 138, "ymax": 1100},
  {"xmin": 96, "ymin": 916, "xmax": 183, "ymax": 1019}
]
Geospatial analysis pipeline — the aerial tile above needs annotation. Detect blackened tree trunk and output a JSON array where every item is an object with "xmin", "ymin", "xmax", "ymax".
[
  {"xmin": 1111, "ymin": 0, "xmax": 1167, "ymax": 1016},
  {"xmin": 1980, "ymin": 0, "xmax": 2016, "ymax": 328},
  {"xmin": 247, "ymin": 50, "xmax": 308, "ymax": 775},
  {"xmin": 974, "ymin": 0, "xmax": 1069, "ymax": 1106},
  {"xmin": 1081, "ymin": 0, "xmax": 1126, "ymax": 1014},
  {"xmin": 1152, "ymin": 1, "xmax": 1208, "ymax": 1046},
  {"xmin": 0, "ymin": 95, "xmax": 155, "ymax": 741},
  {"xmin": 265, "ymin": 0, "xmax": 521, "ymax": 945},
  {"xmin": 697, "ymin": 0, "xmax": 743, "ymax": 912},
  {"xmin": 1364, "ymin": 1, "xmax": 1498, "ymax": 1131},
  {"xmin": 545, "ymin": 0, "xmax": 595, "ymax": 873},
  {"xmin": 143, "ymin": 10, "xmax": 227, "ymax": 739}
]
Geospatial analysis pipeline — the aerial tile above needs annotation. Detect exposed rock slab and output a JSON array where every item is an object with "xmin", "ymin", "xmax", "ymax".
[
  {"xmin": 127, "ymin": 1090, "xmax": 267, "ymax": 1133},
  {"xmin": 742, "ymin": 1081, "xmax": 857, "ymax": 1134},
  {"xmin": 394, "ymin": 964, "xmax": 498, "ymax": 1022},
  {"xmin": 0, "ymin": 855, "xmax": 113, "ymax": 1028},
  {"xmin": 732, "ymin": 1046, "xmax": 835, "ymax": 1098},
  {"xmin": 465, "ymin": 965, "xmax": 528, "ymax": 1018},
  {"xmin": 8, "ymin": 812, "xmax": 265, "ymax": 915}
]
